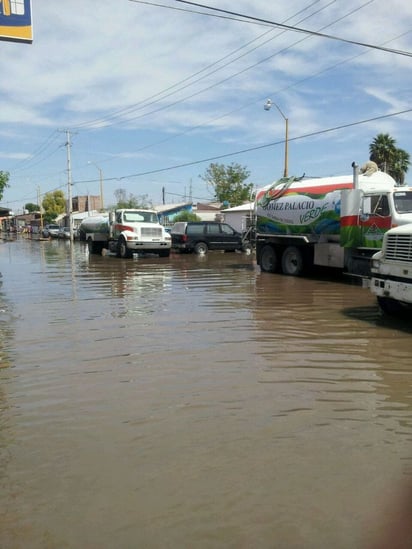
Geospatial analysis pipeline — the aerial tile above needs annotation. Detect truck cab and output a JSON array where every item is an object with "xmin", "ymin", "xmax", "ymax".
[
  {"xmin": 369, "ymin": 223, "xmax": 412, "ymax": 314},
  {"xmin": 109, "ymin": 209, "xmax": 171, "ymax": 258}
]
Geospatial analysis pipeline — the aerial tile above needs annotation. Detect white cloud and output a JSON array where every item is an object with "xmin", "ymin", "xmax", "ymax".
[{"xmin": 1, "ymin": 0, "xmax": 411, "ymax": 208}]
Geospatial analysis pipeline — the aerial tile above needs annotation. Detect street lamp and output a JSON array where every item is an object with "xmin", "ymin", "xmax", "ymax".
[
  {"xmin": 264, "ymin": 98, "xmax": 289, "ymax": 178},
  {"xmin": 88, "ymin": 161, "xmax": 104, "ymax": 210}
]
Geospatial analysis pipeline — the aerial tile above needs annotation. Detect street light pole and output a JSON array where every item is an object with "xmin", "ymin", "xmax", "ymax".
[
  {"xmin": 264, "ymin": 98, "xmax": 289, "ymax": 178},
  {"xmin": 88, "ymin": 161, "xmax": 104, "ymax": 210}
]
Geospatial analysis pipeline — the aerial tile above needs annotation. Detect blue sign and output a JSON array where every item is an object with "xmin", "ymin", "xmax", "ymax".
[{"xmin": 0, "ymin": 0, "xmax": 32, "ymax": 43}]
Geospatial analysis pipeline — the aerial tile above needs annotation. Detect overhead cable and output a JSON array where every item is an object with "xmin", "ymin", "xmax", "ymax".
[{"xmin": 172, "ymin": 0, "xmax": 412, "ymax": 57}]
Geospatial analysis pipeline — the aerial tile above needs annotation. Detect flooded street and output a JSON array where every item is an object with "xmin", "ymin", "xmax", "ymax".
[{"xmin": 1, "ymin": 238, "xmax": 412, "ymax": 548}]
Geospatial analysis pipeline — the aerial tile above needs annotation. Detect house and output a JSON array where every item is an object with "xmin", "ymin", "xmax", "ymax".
[
  {"xmin": 0, "ymin": 206, "xmax": 13, "ymax": 233},
  {"xmin": 194, "ymin": 202, "xmax": 223, "ymax": 222},
  {"xmin": 221, "ymin": 202, "xmax": 254, "ymax": 233},
  {"xmin": 155, "ymin": 202, "xmax": 192, "ymax": 228}
]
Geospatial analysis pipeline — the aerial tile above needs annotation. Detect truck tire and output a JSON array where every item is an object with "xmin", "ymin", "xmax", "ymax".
[
  {"xmin": 377, "ymin": 296, "xmax": 407, "ymax": 316},
  {"xmin": 87, "ymin": 238, "xmax": 103, "ymax": 255},
  {"xmin": 260, "ymin": 245, "xmax": 278, "ymax": 273},
  {"xmin": 117, "ymin": 237, "xmax": 132, "ymax": 259},
  {"xmin": 281, "ymin": 246, "xmax": 304, "ymax": 276},
  {"xmin": 194, "ymin": 242, "xmax": 208, "ymax": 255}
]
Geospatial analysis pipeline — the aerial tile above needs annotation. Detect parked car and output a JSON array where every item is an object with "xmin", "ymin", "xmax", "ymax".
[
  {"xmin": 171, "ymin": 221, "xmax": 248, "ymax": 254},
  {"xmin": 58, "ymin": 226, "xmax": 71, "ymax": 239},
  {"xmin": 42, "ymin": 224, "xmax": 60, "ymax": 238}
]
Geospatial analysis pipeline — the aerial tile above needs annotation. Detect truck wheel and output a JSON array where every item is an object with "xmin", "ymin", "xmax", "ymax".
[
  {"xmin": 194, "ymin": 242, "xmax": 208, "ymax": 255},
  {"xmin": 377, "ymin": 296, "xmax": 406, "ymax": 316},
  {"xmin": 281, "ymin": 246, "xmax": 304, "ymax": 276},
  {"xmin": 260, "ymin": 245, "xmax": 278, "ymax": 273},
  {"xmin": 87, "ymin": 238, "xmax": 101, "ymax": 255},
  {"xmin": 117, "ymin": 238, "xmax": 132, "ymax": 259}
]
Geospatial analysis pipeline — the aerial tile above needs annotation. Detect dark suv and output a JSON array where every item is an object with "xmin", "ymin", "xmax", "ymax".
[{"xmin": 171, "ymin": 221, "xmax": 246, "ymax": 254}]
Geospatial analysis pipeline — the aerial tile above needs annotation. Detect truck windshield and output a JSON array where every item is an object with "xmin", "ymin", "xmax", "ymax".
[
  {"xmin": 123, "ymin": 211, "xmax": 158, "ymax": 223},
  {"xmin": 393, "ymin": 191, "xmax": 412, "ymax": 213}
]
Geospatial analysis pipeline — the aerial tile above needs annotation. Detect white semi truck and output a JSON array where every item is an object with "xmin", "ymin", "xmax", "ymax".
[
  {"xmin": 255, "ymin": 162, "xmax": 412, "ymax": 278},
  {"xmin": 369, "ymin": 223, "xmax": 412, "ymax": 315},
  {"xmin": 79, "ymin": 209, "xmax": 171, "ymax": 258}
]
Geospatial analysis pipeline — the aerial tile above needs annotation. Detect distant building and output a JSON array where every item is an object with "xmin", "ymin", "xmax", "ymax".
[
  {"xmin": 194, "ymin": 202, "xmax": 223, "ymax": 222},
  {"xmin": 0, "ymin": 206, "xmax": 13, "ymax": 232},
  {"xmin": 221, "ymin": 202, "xmax": 254, "ymax": 233},
  {"xmin": 72, "ymin": 195, "xmax": 102, "ymax": 213},
  {"xmin": 155, "ymin": 202, "xmax": 193, "ymax": 227}
]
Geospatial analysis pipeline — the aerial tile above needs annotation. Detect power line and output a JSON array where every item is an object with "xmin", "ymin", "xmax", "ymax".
[
  {"xmin": 6, "ymin": 3, "xmax": 410, "ymax": 202},
  {"xmin": 173, "ymin": 0, "xmax": 412, "ymax": 57},
  {"xmin": 71, "ymin": 109, "xmax": 412, "ymax": 184},
  {"xmin": 129, "ymin": 0, "xmax": 274, "ymax": 26},
  {"xmin": 9, "ymin": 130, "xmax": 63, "ymax": 173},
  {"xmin": 76, "ymin": 0, "xmax": 329, "ymax": 130},
  {"xmin": 121, "ymin": 0, "xmax": 379, "ymax": 154},
  {"xmin": 9, "ymin": 108, "xmax": 412, "ymax": 206},
  {"xmin": 75, "ymin": 0, "xmax": 374, "ymax": 134}
]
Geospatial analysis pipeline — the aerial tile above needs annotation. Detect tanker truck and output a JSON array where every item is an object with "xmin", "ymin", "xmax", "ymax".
[
  {"xmin": 255, "ymin": 162, "xmax": 412, "ymax": 278},
  {"xmin": 368, "ymin": 223, "xmax": 412, "ymax": 315},
  {"xmin": 79, "ymin": 209, "xmax": 171, "ymax": 258}
]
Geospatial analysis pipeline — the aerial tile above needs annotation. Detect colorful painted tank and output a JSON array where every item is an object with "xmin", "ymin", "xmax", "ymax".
[{"xmin": 255, "ymin": 171, "xmax": 398, "ymax": 247}]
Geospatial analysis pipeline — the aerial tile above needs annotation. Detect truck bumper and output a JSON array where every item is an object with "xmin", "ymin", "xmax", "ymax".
[
  {"xmin": 371, "ymin": 276, "xmax": 412, "ymax": 305},
  {"xmin": 127, "ymin": 241, "xmax": 171, "ymax": 251}
]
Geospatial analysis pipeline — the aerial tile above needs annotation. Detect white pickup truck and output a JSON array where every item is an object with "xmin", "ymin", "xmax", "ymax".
[{"xmin": 369, "ymin": 223, "xmax": 412, "ymax": 315}]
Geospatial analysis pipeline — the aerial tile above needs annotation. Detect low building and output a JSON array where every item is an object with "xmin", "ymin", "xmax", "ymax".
[
  {"xmin": 221, "ymin": 202, "xmax": 254, "ymax": 233},
  {"xmin": 0, "ymin": 206, "xmax": 13, "ymax": 233},
  {"xmin": 155, "ymin": 202, "xmax": 192, "ymax": 228},
  {"xmin": 72, "ymin": 195, "xmax": 102, "ymax": 213},
  {"xmin": 194, "ymin": 202, "xmax": 223, "ymax": 222}
]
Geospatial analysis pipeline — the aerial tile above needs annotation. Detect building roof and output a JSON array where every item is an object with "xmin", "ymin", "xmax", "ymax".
[
  {"xmin": 221, "ymin": 202, "xmax": 254, "ymax": 212},
  {"xmin": 155, "ymin": 202, "xmax": 192, "ymax": 214},
  {"xmin": 0, "ymin": 206, "xmax": 12, "ymax": 216},
  {"xmin": 195, "ymin": 202, "xmax": 221, "ymax": 211}
]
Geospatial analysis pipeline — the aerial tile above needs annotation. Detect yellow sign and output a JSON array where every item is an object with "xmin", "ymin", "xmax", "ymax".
[{"xmin": 0, "ymin": 0, "xmax": 32, "ymax": 43}]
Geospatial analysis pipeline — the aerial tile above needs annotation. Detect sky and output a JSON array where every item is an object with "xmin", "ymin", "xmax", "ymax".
[{"xmin": 0, "ymin": 0, "xmax": 411, "ymax": 213}]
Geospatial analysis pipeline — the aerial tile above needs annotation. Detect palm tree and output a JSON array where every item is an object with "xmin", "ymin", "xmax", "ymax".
[
  {"xmin": 390, "ymin": 148, "xmax": 410, "ymax": 185},
  {"xmin": 369, "ymin": 133, "xmax": 397, "ymax": 173}
]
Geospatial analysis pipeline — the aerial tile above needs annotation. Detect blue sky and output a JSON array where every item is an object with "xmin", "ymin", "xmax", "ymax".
[{"xmin": 1, "ymin": 0, "xmax": 411, "ymax": 213}]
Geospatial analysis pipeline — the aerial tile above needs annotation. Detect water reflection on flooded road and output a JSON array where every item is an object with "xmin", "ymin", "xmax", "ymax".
[{"xmin": 1, "ymin": 238, "xmax": 412, "ymax": 548}]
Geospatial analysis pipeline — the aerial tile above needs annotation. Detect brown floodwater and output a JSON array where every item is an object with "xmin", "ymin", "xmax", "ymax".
[{"xmin": 1, "ymin": 237, "xmax": 412, "ymax": 549}]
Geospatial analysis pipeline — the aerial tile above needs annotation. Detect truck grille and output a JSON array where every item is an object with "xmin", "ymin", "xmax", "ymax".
[
  {"xmin": 386, "ymin": 234, "xmax": 412, "ymax": 262},
  {"xmin": 141, "ymin": 227, "xmax": 163, "ymax": 238}
]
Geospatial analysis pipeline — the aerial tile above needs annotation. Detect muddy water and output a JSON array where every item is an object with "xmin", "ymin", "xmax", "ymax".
[{"xmin": 1, "ymin": 238, "xmax": 412, "ymax": 549}]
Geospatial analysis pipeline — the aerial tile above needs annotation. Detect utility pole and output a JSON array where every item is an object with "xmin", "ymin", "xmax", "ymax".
[
  {"xmin": 65, "ymin": 130, "xmax": 74, "ymax": 242},
  {"xmin": 37, "ymin": 186, "xmax": 43, "ymax": 231}
]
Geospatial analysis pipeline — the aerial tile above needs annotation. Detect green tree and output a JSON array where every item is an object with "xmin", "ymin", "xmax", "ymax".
[
  {"xmin": 0, "ymin": 171, "xmax": 10, "ymax": 202},
  {"xmin": 200, "ymin": 162, "xmax": 254, "ymax": 207},
  {"xmin": 172, "ymin": 211, "xmax": 201, "ymax": 223},
  {"xmin": 369, "ymin": 133, "xmax": 396, "ymax": 172},
  {"xmin": 24, "ymin": 202, "xmax": 40, "ymax": 213},
  {"xmin": 369, "ymin": 133, "xmax": 410, "ymax": 183},
  {"xmin": 391, "ymin": 148, "xmax": 410, "ymax": 185},
  {"xmin": 42, "ymin": 190, "xmax": 66, "ymax": 223},
  {"xmin": 113, "ymin": 188, "xmax": 152, "ymax": 209}
]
